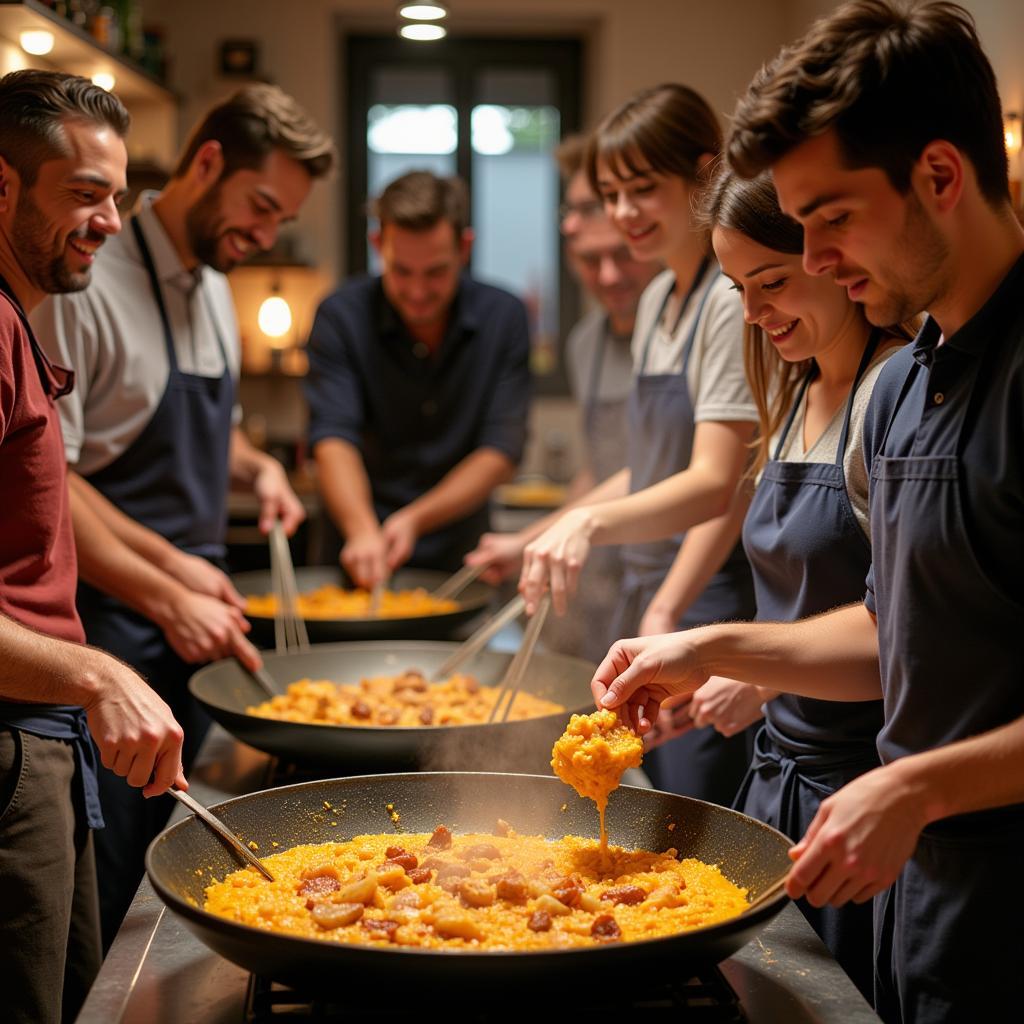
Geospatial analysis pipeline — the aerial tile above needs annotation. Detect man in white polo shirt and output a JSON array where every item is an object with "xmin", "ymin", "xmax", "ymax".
[{"xmin": 32, "ymin": 83, "xmax": 335, "ymax": 947}]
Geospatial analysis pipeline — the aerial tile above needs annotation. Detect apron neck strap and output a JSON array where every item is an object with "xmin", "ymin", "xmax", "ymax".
[
  {"xmin": 131, "ymin": 216, "xmax": 230, "ymax": 372},
  {"xmin": 773, "ymin": 326, "xmax": 883, "ymax": 464},
  {"xmin": 638, "ymin": 255, "xmax": 712, "ymax": 375},
  {"xmin": 835, "ymin": 327, "xmax": 883, "ymax": 462}
]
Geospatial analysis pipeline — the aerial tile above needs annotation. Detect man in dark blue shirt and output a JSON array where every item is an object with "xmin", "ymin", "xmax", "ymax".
[{"xmin": 305, "ymin": 171, "xmax": 531, "ymax": 582}]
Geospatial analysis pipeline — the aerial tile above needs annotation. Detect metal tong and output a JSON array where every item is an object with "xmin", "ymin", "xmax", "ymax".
[
  {"xmin": 742, "ymin": 872, "xmax": 790, "ymax": 915},
  {"xmin": 237, "ymin": 521, "xmax": 307, "ymax": 699},
  {"xmin": 270, "ymin": 521, "xmax": 309, "ymax": 655},
  {"xmin": 168, "ymin": 787, "xmax": 274, "ymax": 881},
  {"xmin": 486, "ymin": 593, "xmax": 552, "ymax": 725},
  {"xmin": 429, "ymin": 561, "xmax": 487, "ymax": 602},
  {"xmin": 430, "ymin": 593, "xmax": 527, "ymax": 681}
]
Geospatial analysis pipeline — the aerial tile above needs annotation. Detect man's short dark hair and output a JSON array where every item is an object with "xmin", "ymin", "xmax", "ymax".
[
  {"xmin": 727, "ymin": 0, "xmax": 1009, "ymax": 207},
  {"xmin": 371, "ymin": 171, "xmax": 469, "ymax": 237},
  {"xmin": 173, "ymin": 83, "xmax": 335, "ymax": 180},
  {"xmin": 0, "ymin": 69, "xmax": 130, "ymax": 188}
]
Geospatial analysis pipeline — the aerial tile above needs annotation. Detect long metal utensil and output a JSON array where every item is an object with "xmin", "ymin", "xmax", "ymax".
[
  {"xmin": 430, "ymin": 561, "xmax": 486, "ymax": 601},
  {"xmin": 240, "ymin": 661, "xmax": 278, "ymax": 699},
  {"xmin": 742, "ymin": 872, "xmax": 790, "ymax": 915},
  {"xmin": 367, "ymin": 577, "xmax": 387, "ymax": 618},
  {"xmin": 431, "ymin": 593, "xmax": 526, "ymax": 681},
  {"xmin": 269, "ymin": 521, "xmax": 309, "ymax": 654},
  {"xmin": 168, "ymin": 787, "xmax": 274, "ymax": 881},
  {"xmin": 488, "ymin": 593, "xmax": 551, "ymax": 724}
]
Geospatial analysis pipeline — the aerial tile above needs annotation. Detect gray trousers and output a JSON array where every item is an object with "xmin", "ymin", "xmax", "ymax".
[{"xmin": 0, "ymin": 727, "xmax": 102, "ymax": 1024}]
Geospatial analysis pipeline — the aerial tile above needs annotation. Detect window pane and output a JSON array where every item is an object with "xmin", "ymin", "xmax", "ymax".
[
  {"xmin": 366, "ymin": 68, "xmax": 457, "ymax": 272},
  {"xmin": 471, "ymin": 101, "xmax": 560, "ymax": 376}
]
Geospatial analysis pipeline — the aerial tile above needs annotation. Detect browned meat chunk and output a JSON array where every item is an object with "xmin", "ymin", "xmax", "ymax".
[
  {"xmin": 383, "ymin": 846, "xmax": 418, "ymax": 871},
  {"xmin": 458, "ymin": 843, "xmax": 501, "ymax": 861},
  {"xmin": 551, "ymin": 876, "xmax": 584, "ymax": 908},
  {"xmin": 435, "ymin": 862, "xmax": 472, "ymax": 891},
  {"xmin": 361, "ymin": 918, "xmax": 400, "ymax": 941},
  {"xmin": 298, "ymin": 875, "xmax": 340, "ymax": 900},
  {"xmin": 493, "ymin": 818, "xmax": 513, "ymax": 837},
  {"xmin": 426, "ymin": 825, "xmax": 453, "ymax": 850},
  {"xmin": 418, "ymin": 707, "xmax": 434, "ymax": 725},
  {"xmin": 600, "ymin": 885, "xmax": 647, "ymax": 906},
  {"xmin": 407, "ymin": 866, "xmax": 432, "ymax": 885},
  {"xmin": 394, "ymin": 671, "xmax": 428, "ymax": 693},
  {"xmin": 495, "ymin": 871, "xmax": 529, "ymax": 904},
  {"xmin": 350, "ymin": 701, "xmax": 372, "ymax": 720},
  {"xmin": 527, "ymin": 910, "xmax": 552, "ymax": 932},
  {"xmin": 591, "ymin": 914, "xmax": 621, "ymax": 942}
]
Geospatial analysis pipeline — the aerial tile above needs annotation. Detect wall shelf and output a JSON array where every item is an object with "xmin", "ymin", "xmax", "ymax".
[{"xmin": 0, "ymin": 0, "xmax": 175, "ymax": 103}]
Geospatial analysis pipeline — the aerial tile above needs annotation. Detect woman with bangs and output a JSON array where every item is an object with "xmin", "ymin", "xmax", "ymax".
[
  {"xmin": 678, "ymin": 167, "xmax": 907, "ymax": 1000},
  {"xmin": 517, "ymin": 83, "xmax": 761, "ymax": 805}
]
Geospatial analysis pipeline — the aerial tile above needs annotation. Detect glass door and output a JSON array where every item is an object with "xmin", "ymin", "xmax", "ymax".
[{"xmin": 345, "ymin": 36, "xmax": 582, "ymax": 391}]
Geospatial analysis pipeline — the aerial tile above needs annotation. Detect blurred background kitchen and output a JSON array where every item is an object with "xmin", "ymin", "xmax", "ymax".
[{"xmin": 2, "ymin": 0, "xmax": 1021, "ymax": 572}]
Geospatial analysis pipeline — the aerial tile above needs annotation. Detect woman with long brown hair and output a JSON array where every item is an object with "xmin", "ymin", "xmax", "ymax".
[
  {"xmin": 682, "ymin": 166, "xmax": 908, "ymax": 1000},
  {"xmin": 516, "ymin": 83, "xmax": 760, "ymax": 803}
]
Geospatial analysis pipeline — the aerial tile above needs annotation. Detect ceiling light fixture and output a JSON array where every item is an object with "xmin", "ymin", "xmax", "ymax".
[
  {"xmin": 91, "ymin": 72, "xmax": 116, "ymax": 91},
  {"xmin": 397, "ymin": 2, "xmax": 448, "ymax": 20},
  {"xmin": 20, "ymin": 29, "xmax": 55, "ymax": 55},
  {"xmin": 399, "ymin": 23, "xmax": 446, "ymax": 41}
]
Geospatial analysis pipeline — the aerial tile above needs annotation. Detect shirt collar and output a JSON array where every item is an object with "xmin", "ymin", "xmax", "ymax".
[
  {"xmin": 132, "ymin": 190, "xmax": 204, "ymax": 292},
  {"xmin": 914, "ymin": 250, "xmax": 1024, "ymax": 364},
  {"xmin": 374, "ymin": 273, "xmax": 479, "ymax": 342}
]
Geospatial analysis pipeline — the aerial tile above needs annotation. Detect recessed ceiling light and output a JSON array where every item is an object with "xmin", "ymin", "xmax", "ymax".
[
  {"xmin": 397, "ymin": 2, "xmax": 448, "ymax": 20},
  {"xmin": 399, "ymin": 23, "xmax": 447, "ymax": 41},
  {"xmin": 20, "ymin": 29, "xmax": 55, "ymax": 56}
]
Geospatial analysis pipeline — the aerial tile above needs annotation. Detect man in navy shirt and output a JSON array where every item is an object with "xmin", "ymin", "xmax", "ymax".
[
  {"xmin": 589, "ymin": 3, "xmax": 1024, "ymax": 1021},
  {"xmin": 305, "ymin": 171, "xmax": 531, "ymax": 582}
]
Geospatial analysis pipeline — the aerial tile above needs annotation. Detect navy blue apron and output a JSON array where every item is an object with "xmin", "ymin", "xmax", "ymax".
[
  {"xmin": 608, "ymin": 263, "xmax": 756, "ymax": 803},
  {"xmin": 0, "ymin": 274, "xmax": 103, "ymax": 831},
  {"xmin": 736, "ymin": 330, "xmax": 884, "ymax": 1001},
  {"xmin": 868, "ymin": 334, "xmax": 1024, "ymax": 1024},
  {"xmin": 76, "ymin": 217, "xmax": 235, "ymax": 946}
]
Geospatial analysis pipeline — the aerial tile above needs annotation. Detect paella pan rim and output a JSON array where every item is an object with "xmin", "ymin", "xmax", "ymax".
[
  {"xmin": 233, "ymin": 566, "xmax": 494, "ymax": 639},
  {"xmin": 145, "ymin": 771, "xmax": 792, "ymax": 968},
  {"xmin": 190, "ymin": 638, "xmax": 585, "ymax": 729}
]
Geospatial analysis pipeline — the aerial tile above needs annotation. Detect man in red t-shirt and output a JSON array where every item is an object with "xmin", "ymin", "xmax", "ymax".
[{"xmin": 0, "ymin": 70, "xmax": 187, "ymax": 1024}]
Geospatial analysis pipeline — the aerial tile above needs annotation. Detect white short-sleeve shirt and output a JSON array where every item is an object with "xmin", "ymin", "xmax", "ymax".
[
  {"xmin": 630, "ymin": 266, "xmax": 756, "ymax": 423},
  {"xmin": 31, "ymin": 192, "xmax": 241, "ymax": 475}
]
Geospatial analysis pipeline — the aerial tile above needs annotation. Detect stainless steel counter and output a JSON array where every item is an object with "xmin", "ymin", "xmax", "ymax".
[{"xmin": 77, "ymin": 725, "xmax": 880, "ymax": 1024}]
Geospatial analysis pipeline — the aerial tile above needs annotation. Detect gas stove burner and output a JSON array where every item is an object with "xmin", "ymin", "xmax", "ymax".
[{"xmin": 244, "ymin": 968, "xmax": 746, "ymax": 1021}]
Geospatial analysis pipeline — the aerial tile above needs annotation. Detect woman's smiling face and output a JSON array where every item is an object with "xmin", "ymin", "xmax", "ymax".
[
  {"xmin": 595, "ymin": 152, "xmax": 696, "ymax": 263},
  {"xmin": 712, "ymin": 223, "xmax": 858, "ymax": 363}
]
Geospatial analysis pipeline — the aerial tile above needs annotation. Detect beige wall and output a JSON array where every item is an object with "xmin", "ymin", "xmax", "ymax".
[
  {"xmin": 143, "ymin": 0, "xmax": 792, "ymax": 283},
  {"xmin": 144, "ymin": 0, "xmax": 1024, "ymax": 286}
]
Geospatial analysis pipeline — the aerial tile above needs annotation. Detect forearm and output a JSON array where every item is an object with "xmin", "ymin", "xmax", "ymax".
[
  {"xmin": 228, "ymin": 426, "xmax": 274, "ymax": 487},
  {"xmin": 68, "ymin": 472, "xmax": 181, "ymax": 573},
  {"xmin": 891, "ymin": 716, "xmax": 1024, "ymax": 823},
  {"xmin": 565, "ymin": 465, "xmax": 597, "ymax": 503},
  {"xmin": 645, "ymin": 490, "xmax": 751, "ymax": 623},
  {"xmin": 0, "ymin": 613, "xmax": 102, "ymax": 707},
  {"xmin": 518, "ymin": 467, "xmax": 631, "ymax": 545},
  {"xmin": 313, "ymin": 438, "xmax": 380, "ymax": 537},
  {"xmin": 402, "ymin": 448, "xmax": 515, "ymax": 536},
  {"xmin": 693, "ymin": 602, "xmax": 882, "ymax": 701},
  {"xmin": 69, "ymin": 485, "xmax": 186, "ymax": 624},
  {"xmin": 582, "ymin": 421, "xmax": 754, "ymax": 548}
]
